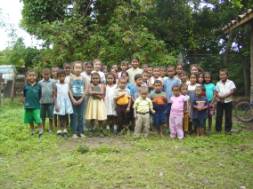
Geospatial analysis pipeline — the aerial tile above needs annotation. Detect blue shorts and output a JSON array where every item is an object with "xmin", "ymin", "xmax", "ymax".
[{"xmin": 153, "ymin": 104, "xmax": 167, "ymax": 128}]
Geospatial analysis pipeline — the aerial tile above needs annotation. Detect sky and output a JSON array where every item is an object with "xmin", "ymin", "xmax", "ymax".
[{"xmin": 0, "ymin": 0, "xmax": 40, "ymax": 50}]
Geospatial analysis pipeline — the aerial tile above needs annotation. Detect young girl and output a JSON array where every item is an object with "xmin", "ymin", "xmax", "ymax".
[
  {"xmin": 105, "ymin": 73, "xmax": 117, "ymax": 133},
  {"xmin": 54, "ymin": 70, "xmax": 73, "ymax": 136},
  {"xmin": 192, "ymin": 86, "xmax": 208, "ymax": 136},
  {"xmin": 180, "ymin": 71, "xmax": 190, "ymax": 85},
  {"xmin": 69, "ymin": 61, "xmax": 86, "ymax": 138},
  {"xmin": 169, "ymin": 85, "xmax": 187, "ymax": 139},
  {"xmin": 175, "ymin": 63, "xmax": 184, "ymax": 79},
  {"xmin": 92, "ymin": 59, "xmax": 106, "ymax": 83},
  {"xmin": 204, "ymin": 72, "xmax": 216, "ymax": 133},
  {"xmin": 118, "ymin": 60, "xmax": 129, "ymax": 78},
  {"xmin": 85, "ymin": 72, "xmax": 107, "ymax": 129},
  {"xmin": 114, "ymin": 78, "xmax": 132, "ymax": 133}
]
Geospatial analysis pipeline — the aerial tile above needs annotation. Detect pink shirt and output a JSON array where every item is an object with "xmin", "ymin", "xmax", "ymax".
[{"xmin": 170, "ymin": 95, "xmax": 187, "ymax": 116}]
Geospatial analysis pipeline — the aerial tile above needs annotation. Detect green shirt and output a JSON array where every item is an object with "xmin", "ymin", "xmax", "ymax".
[{"xmin": 23, "ymin": 83, "xmax": 41, "ymax": 109}]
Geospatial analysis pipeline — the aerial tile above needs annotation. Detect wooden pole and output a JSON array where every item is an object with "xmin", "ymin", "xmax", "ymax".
[{"xmin": 250, "ymin": 23, "xmax": 253, "ymax": 102}]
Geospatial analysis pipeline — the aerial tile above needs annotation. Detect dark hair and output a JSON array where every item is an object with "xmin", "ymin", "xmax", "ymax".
[
  {"xmin": 154, "ymin": 80, "xmax": 163, "ymax": 85},
  {"xmin": 172, "ymin": 84, "xmax": 180, "ymax": 90},
  {"xmin": 167, "ymin": 65, "xmax": 175, "ymax": 70},
  {"xmin": 91, "ymin": 72, "xmax": 101, "ymax": 84},
  {"xmin": 204, "ymin": 72, "xmax": 212, "ymax": 82},
  {"xmin": 134, "ymin": 74, "xmax": 142, "ymax": 81},
  {"xmin": 106, "ymin": 72, "xmax": 116, "ymax": 84},
  {"xmin": 63, "ymin": 63, "xmax": 71, "ymax": 68},
  {"xmin": 42, "ymin": 68, "xmax": 51, "ymax": 73},
  {"xmin": 219, "ymin": 68, "xmax": 228, "ymax": 75},
  {"xmin": 121, "ymin": 60, "xmax": 129, "ymax": 66},
  {"xmin": 57, "ymin": 69, "xmax": 66, "ymax": 77},
  {"xmin": 26, "ymin": 69, "xmax": 36, "ymax": 76},
  {"xmin": 190, "ymin": 73, "xmax": 197, "ymax": 78},
  {"xmin": 132, "ymin": 57, "xmax": 140, "ymax": 62}
]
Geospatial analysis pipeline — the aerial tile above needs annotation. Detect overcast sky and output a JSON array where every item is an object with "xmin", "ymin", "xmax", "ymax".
[{"xmin": 0, "ymin": 0, "xmax": 38, "ymax": 50}]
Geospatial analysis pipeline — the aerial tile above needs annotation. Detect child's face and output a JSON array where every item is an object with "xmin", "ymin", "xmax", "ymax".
[
  {"xmin": 142, "ymin": 64, "xmax": 148, "ymax": 72},
  {"xmin": 135, "ymin": 77, "xmax": 143, "ymax": 86},
  {"xmin": 191, "ymin": 66, "xmax": 198, "ymax": 75},
  {"xmin": 176, "ymin": 65, "xmax": 183, "ymax": 75},
  {"xmin": 204, "ymin": 74, "xmax": 211, "ymax": 83},
  {"xmin": 92, "ymin": 75, "xmax": 100, "ymax": 85},
  {"xmin": 140, "ymin": 91, "xmax": 148, "ymax": 99},
  {"xmin": 122, "ymin": 73, "xmax": 129, "ymax": 81},
  {"xmin": 198, "ymin": 75, "xmax": 204, "ymax": 84},
  {"xmin": 160, "ymin": 68, "xmax": 166, "ymax": 77},
  {"xmin": 180, "ymin": 73, "xmax": 187, "ymax": 82},
  {"xmin": 181, "ymin": 87, "xmax": 188, "ymax": 95},
  {"xmin": 142, "ymin": 73, "xmax": 149, "ymax": 82},
  {"xmin": 153, "ymin": 68, "xmax": 160, "ymax": 78},
  {"xmin": 167, "ymin": 67, "xmax": 175, "ymax": 78},
  {"xmin": 51, "ymin": 68, "xmax": 58, "ymax": 79},
  {"xmin": 94, "ymin": 61, "xmax": 101, "ymax": 71},
  {"xmin": 119, "ymin": 80, "xmax": 127, "ymax": 89},
  {"xmin": 190, "ymin": 75, "xmax": 197, "ymax": 84},
  {"xmin": 112, "ymin": 65, "xmax": 118, "ymax": 71},
  {"xmin": 173, "ymin": 87, "xmax": 180, "ymax": 96},
  {"xmin": 73, "ymin": 63, "xmax": 82, "ymax": 76},
  {"xmin": 43, "ymin": 70, "xmax": 50, "ymax": 80},
  {"xmin": 107, "ymin": 75, "xmax": 114, "ymax": 84},
  {"xmin": 147, "ymin": 67, "xmax": 153, "ymax": 75},
  {"xmin": 59, "ymin": 74, "xmax": 65, "ymax": 83},
  {"xmin": 85, "ymin": 64, "xmax": 93, "ymax": 74},
  {"xmin": 121, "ymin": 64, "xmax": 128, "ymax": 71},
  {"xmin": 195, "ymin": 87, "xmax": 202, "ymax": 96},
  {"xmin": 219, "ymin": 71, "xmax": 227, "ymax": 82},
  {"xmin": 64, "ymin": 65, "xmax": 71, "ymax": 75},
  {"xmin": 131, "ymin": 59, "xmax": 139, "ymax": 69},
  {"xmin": 27, "ymin": 72, "xmax": 36, "ymax": 84},
  {"xmin": 154, "ymin": 83, "xmax": 162, "ymax": 92}
]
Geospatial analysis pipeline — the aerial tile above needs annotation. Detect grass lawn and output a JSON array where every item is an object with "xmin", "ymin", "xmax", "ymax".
[{"xmin": 0, "ymin": 100, "xmax": 253, "ymax": 189}]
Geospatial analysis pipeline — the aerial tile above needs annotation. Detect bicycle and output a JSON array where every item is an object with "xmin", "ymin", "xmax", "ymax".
[{"xmin": 234, "ymin": 100, "xmax": 253, "ymax": 122}]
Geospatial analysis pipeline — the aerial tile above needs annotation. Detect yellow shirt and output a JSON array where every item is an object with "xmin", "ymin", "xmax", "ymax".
[{"xmin": 133, "ymin": 97, "xmax": 153, "ymax": 113}]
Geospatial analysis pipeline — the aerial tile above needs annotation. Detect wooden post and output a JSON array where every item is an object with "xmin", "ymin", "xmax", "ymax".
[{"xmin": 250, "ymin": 23, "xmax": 253, "ymax": 102}]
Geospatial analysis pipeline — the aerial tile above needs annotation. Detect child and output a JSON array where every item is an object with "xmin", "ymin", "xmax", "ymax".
[
  {"xmin": 133, "ymin": 87, "xmax": 155, "ymax": 137},
  {"xmin": 169, "ymin": 85, "xmax": 187, "ymax": 139},
  {"xmin": 63, "ymin": 63, "xmax": 72, "ymax": 84},
  {"xmin": 54, "ymin": 70, "xmax": 73, "ymax": 136},
  {"xmin": 180, "ymin": 71, "xmax": 190, "ymax": 85},
  {"xmin": 118, "ymin": 60, "xmax": 129, "ymax": 78},
  {"xmin": 175, "ymin": 63, "xmax": 184, "ymax": 79},
  {"xmin": 114, "ymin": 78, "xmax": 132, "ymax": 133},
  {"xmin": 132, "ymin": 74, "xmax": 144, "ymax": 100},
  {"xmin": 149, "ymin": 67, "xmax": 163, "ymax": 89},
  {"xmin": 181, "ymin": 84, "xmax": 190, "ymax": 134},
  {"xmin": 163, "ymin": 65, "xmax": 181, "ymax": 123},
  {"xmin": 215, "ymin": 69, "xmax": 236, "ymax": 134},
  {"xmin": 191, "ymin": 86, "xmax": 208, "ymax": 136},
  {"xmin": 127, "ymin": 58, "xmax": 143, "ymax": 84},
  {"xmin": 85, "ymin": 72, "xmax": 107, "ymax": 128},
  {"xmin": 204, "ymin": 72, "xmax": 216, "ymax": 133},
  {"xmin": 51, "ymin": 66, "xmax": 59, "ymax": 82},
  {"xmin": 69, "ymin": 61, "xmax": 86, "ymax": 138},
  {"xmin": 142, "ymin": 71, "xmax": 150, "ymax": 87},
  {"xmin": 198, "ymin": 72, "xmax": 204, "ymax": 85},
  {"xmin": 39, "ymin": 68, "xmax": 55, "ymax": 132},
  {"xmin": 81, "ymin": 61, "xmax": 93, "ymax": 85},
  {"xmin": 150, "ymin": 80, "xmax": 167, "ymax": 135},
  {"xmin": 92, "ymin": 59, "xmax": 106, "ymax": 83},
  {"xmin": 188, "ymin": 73, "xmax": 200, "ymax": 100},
  {"xmin": 105, "ymin": 73, "xmax": 117, "ymax": 133},
  {"xmin": 23, "ymin": 70, "xmax": 43, "ymax": 137}
]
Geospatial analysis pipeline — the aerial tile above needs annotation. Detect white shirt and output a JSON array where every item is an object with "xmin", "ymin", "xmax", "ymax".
[
  {"xmin": 81, "ymin": 71, "xmax": 91, "ymax": 85},
  {"xmin": 215, "ymin": 79, "xmax": 236, "ymax": 103},
  {"xmin": 127, "ymin": 67, "xmax": 143, "ymax": 84}
]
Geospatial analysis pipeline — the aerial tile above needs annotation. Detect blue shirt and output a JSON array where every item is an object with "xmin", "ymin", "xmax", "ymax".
[
  {"xmin": 70, "ymin": 78, "xmax": 85, "ymax": 97},
  {"xmin": 191, "ymin": 95, "xmax": 208, "ymax": 119},
  {"xmin": 39, "ymin": 79, "xmax": 55, "ymax": 104},
  {"xmin": 163, "ymin": 76, "xmax": 181, "ymax": 102},
  {"xmin": 204, "ymin": 83, "xmax": 215, "ymax": 102}
]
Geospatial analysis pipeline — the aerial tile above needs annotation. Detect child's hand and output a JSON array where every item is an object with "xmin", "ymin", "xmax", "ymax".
[
  {"xmin": 151, "ymin": 109, "xmax": 156, "ymax": 114},
  {"xmin": 126, "ymin": 107, "xmax": 130, "ymax": 112},
  {"xmin": 55, "ymin": 106, "xmax": 59, "ymax": 112}
]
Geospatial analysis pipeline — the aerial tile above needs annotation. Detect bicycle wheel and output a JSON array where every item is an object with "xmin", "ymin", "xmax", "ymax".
[{"xmin": 235, "ymin": 101, "xmax": 253, "ymax": 122}]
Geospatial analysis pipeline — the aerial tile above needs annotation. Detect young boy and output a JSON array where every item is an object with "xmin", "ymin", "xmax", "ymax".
[
  {"xmin": 149, "ymin": 67, "xmax": 163, "ymax": 89},
  {"xmin": 127, "ymin": 58, "xmax": 143, "ymax": 84},
  {"xmin": 150, "ymin": 80, "xmax": 167, "ymax": 136},
  {"xmin": 118, "ymin": 60, "xmax": 129, "ymax": 78},
  {"xmin": 215, "ymin": 69, "xmax": 236, "ymax": 134},
  {"xmin": 23, "ymin": 70, "xmax": 43, "ymax": 137},
  {"xmin": 163, "ymin": 65, "xmax": 181, "ymax": 122},
  {"xmin": 39, "ymin": 68, "xmax": 55, "ymax": 132},
  {"xmin": 133, "ymin": 87, "xmax": 155, "ymax": 137},
  {"xmin": 132, "ymin": 74, "xmax": 144, "ymax": 100},
  {"xmin": 114, "ymin": 78, "xmax": 132, "ymax": 133}
]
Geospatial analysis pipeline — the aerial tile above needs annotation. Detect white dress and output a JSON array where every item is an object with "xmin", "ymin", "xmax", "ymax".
[
  {"xmin": 54, "ymin": 83, "xmax": 73, "ymax": 115},
  {"xmin": 105, "ymin": 84, "xmax": 117, "ymax": 116}
]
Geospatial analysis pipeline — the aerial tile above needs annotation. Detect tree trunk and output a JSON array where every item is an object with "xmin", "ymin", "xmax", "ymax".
[{"xmin": 250, "ymin": 23, "xmax": 253, "ymax": 102}]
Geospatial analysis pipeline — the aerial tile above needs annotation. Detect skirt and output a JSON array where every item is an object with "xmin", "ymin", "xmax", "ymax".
[{"xmin": 85, "ymin": 97, "xmax": 107, "ymax": 121}]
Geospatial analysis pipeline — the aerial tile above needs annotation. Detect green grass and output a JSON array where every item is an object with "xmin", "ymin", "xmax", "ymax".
[{"xmin": 0, "ymin": 100, "xmax": 253, "ymax": 189}]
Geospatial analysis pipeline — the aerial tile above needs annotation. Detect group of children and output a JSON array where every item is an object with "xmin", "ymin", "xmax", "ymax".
[{"xmin": 23, "ymin": 58, "xmax": 236, "ymax": 139}]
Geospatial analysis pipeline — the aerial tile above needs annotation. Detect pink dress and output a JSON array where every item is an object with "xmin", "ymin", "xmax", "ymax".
[{"xmin": 169, "ymin": 95, "xmax": 187, "ymax": 139}]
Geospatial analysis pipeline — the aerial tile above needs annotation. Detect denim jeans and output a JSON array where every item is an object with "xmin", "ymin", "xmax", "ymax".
[{"xmin": 71, "ymin": 99, "xmax": 85, "ymax": 134}]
